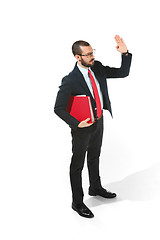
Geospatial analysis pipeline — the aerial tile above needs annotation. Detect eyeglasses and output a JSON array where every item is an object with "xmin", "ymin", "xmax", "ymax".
[{"xmin": 79, "ymin": 49, "xmax": 96, "ymax": 58}]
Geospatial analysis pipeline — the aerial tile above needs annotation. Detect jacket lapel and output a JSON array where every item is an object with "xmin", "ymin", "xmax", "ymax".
[{"xmin": 73, "ymin": 63, "xmax": 94, "ymax": 100}]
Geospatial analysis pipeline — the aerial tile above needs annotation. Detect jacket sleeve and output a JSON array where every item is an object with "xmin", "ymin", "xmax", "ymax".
[
  {"xmin": 54, "ymin": 76, "xmax": 80, "ymax": 130},
  {"xmin": 98, "ymin": 53, "xmax": 132, "ymax": 79}
]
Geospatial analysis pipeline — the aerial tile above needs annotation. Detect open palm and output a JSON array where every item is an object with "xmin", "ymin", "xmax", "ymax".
[{"xmin": 115, "ymin": 35, "xmax": 128, "ymax": 53}]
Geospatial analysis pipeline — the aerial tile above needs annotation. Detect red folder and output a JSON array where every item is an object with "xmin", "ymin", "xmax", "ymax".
[{"xmin": 66, "ymin": 95, "xmax": 95, "ymax": 123}]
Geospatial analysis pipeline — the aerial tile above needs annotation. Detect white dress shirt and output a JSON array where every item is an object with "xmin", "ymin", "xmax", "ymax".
[{"xmin": 77, "ymin": 63, "xmax": 103, "ymax": 109}]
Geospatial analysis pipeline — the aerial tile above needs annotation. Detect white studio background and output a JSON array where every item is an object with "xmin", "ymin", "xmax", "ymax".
[{"xmin": 0, "ymin": 0, "xmax": 160, "ymax": 239}]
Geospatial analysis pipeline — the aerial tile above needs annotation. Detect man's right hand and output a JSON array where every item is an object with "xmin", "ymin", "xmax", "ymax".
[{"xmin": 78, "ymin": 118, "xmax": 93, "ymax": 128}]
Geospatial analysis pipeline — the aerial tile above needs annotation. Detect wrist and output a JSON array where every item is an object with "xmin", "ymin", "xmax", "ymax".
[{"xmin": 122, "ymin": 50, "xmax": 129, "ymax": 56}]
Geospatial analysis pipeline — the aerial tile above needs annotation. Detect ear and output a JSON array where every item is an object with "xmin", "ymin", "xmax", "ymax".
[{"xmin": 75, "ymin": 54, "xmax": 81, "ymax": 61}]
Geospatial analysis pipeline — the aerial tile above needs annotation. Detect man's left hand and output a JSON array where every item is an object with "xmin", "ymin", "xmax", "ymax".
[{"xmin": 114, "ymin": 35, "xmax": 128, "ymax": 54}]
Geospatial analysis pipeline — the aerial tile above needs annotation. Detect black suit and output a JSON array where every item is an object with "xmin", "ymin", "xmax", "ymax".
[{"xmin": 54, "ymin": 53, "xmax": 132, "ymax": 204}]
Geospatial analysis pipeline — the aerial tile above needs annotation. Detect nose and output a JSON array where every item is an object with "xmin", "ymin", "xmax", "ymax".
[{"xmin": 89, "ymin": 52, "xmax": 95, "ymax": 59}]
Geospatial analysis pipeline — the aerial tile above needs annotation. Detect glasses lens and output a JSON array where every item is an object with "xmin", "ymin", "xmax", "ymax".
[
  {"xmin": 80, "ymin": 49, "xmax": 96, "ymax": 57},
  {"xmin": 87, "ymin": 50, "xmax": 95, "ymax": 58}
]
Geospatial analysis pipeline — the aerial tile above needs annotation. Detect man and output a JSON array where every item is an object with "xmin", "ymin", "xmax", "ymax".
[{"xmin": 54, "ymin": 35, "xmax": 132, "ymax": 218}]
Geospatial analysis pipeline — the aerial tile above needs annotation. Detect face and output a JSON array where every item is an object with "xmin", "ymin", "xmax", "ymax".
[{"xmin": 75, "ymin": 45, "xmax": 95, "ymax": 68}]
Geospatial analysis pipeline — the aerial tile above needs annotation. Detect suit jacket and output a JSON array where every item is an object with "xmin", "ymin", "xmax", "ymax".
[{"xmin": 54, "ymin": 53, "xmax": 132, "ymax": 130}]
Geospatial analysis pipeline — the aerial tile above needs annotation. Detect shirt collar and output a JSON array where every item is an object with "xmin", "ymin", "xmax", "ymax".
[{"xmin": 77, "ymin": 62, "xmax": 92, "ymax": 77}]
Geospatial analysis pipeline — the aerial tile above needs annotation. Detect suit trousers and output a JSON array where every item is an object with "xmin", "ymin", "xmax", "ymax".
[{"xmin": 70, "ymin": 116, "xmax": 104, "ymax": 204}]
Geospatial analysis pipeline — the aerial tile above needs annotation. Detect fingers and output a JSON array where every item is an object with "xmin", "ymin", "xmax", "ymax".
[
  {"xmin": 87, "ymin": 123, "xmax": 93, "ymax": 127},
  {"xmin": 114, "ymin": 35, "xmax": 123, "ymax": 45},
  {"xmin": 114, "ymin": 35, "xmax": 120, "ymax": 44},
  {"xmin": 114, "ymin": 35, "xmax": 127, "ymax": 53},
  {"xmin": 121, "ymin": 38, "xmax": 124, "ymax": 44},
  {"xmin": 84, "ymin": 118, "xmax": 90, "ymax": 123},
  {"xmin": 78, "ymin": 118, "xmax": 93, "ymax": 128},
  {"xmin": 84, "ymin": 118, "xmax": 93, "ymax": 126}
]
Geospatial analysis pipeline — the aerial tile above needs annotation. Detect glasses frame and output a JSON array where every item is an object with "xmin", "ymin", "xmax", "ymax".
[{"xmin": 79, "ymin": 49, "xmax": 96, "ymax": 58}]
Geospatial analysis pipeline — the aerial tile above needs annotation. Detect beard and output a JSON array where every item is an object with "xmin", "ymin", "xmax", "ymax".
[{"xmin": 80, "ymin": 57, "xmax": 95, "ymax": 68}]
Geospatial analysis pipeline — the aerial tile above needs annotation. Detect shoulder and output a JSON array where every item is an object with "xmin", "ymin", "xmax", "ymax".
[
  {"xmin": 92, "ymin": 60, "xmax": 104, "ymax": 71},
  {"xmin": 93, "ymin": 60, "xmax": 103, "ymax": 67},
  {"xmin": 60, "ymin": 64, "xmax": 80, "ymax": 87},
  {"xmin": 91, "ymin": 60, "xmax": 105, "ymax": 76},
  {"xmin": 64, "ymin": 63, "xmax": 80, "ymax": 80}
]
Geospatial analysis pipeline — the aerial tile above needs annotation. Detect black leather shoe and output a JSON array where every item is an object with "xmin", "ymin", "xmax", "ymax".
[
  {"xmin": 89, "ymin": 187, "xmax": 117, "ymax": 198},
  {"xmin": 72, "ymin": 202, "xmax": 94, "ymax": 218}
]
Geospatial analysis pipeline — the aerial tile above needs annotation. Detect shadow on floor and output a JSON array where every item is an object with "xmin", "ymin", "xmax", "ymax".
[{"xmin": 85, "ymin": 161, "xmax": 160, "ymax": 208}]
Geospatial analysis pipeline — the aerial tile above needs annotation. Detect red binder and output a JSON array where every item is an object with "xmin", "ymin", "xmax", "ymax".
[{"xmin": 66, "ymin": 95, "xmax": 95, "ymax": 123}]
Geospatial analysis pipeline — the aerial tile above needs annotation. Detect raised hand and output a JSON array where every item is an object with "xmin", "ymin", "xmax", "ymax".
[{"xmin": 114, "ymin": 35, "xmax": 128, "ymax": 54}]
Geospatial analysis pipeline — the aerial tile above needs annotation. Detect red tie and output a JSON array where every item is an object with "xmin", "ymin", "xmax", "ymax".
[{"xmin": 88, "ymin": 69, "xmax": 102, "ymax": 118}]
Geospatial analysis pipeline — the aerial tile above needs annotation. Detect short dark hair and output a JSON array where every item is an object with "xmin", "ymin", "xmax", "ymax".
[{"xmin": 72, "ymin": 40, "xmax": 90, "ymax": 56}]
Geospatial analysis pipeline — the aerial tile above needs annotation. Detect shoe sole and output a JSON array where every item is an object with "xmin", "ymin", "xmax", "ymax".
[{"xmin": 89, "ymin": 190, "xmax": 117, "ymax": 198}]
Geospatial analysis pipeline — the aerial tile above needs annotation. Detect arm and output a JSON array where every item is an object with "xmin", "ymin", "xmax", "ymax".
[
  {"xmin": 54, "ymin": 77, "xmax": 93, "ymax": 129},
  {"xmin": 103, "ymin": 53, "xmax": 132, "ymax": 78},
  {"xmin": 100, "ymin": 35, "xmax": 132, "ymax": 78},
  {"xmin": 54, "ymin": 77, "xmax": 80, "ymax": 130}
]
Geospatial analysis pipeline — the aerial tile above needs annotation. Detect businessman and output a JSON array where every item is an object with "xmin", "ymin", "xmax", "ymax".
[{"xmin": 54, "ymin": 35, "xmax": 132, "ymax": 218}]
